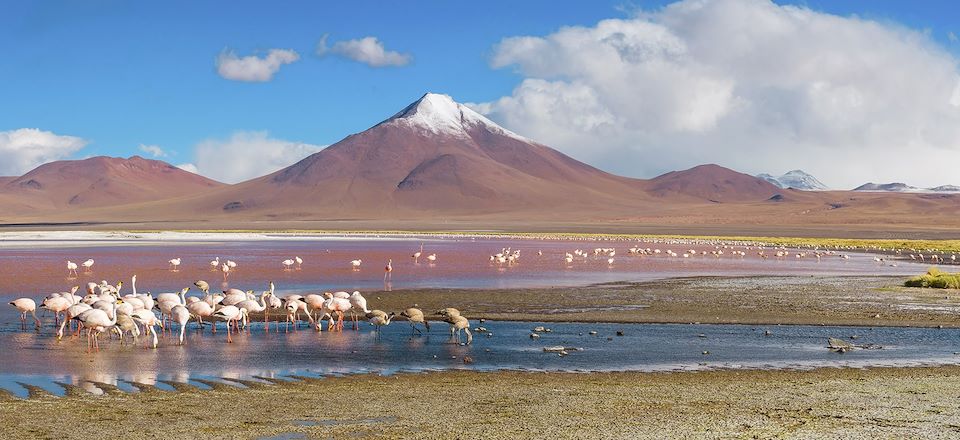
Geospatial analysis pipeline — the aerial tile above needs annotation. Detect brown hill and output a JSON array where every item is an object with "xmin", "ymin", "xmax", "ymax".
[
  {"xmin": 649, "ymin": 164, "xmax": 781, "ymax": 202},
  {"xmin": 0, "ymin": 156, "xmax": 223, "ymax": 212},
  {"xmin": 185, "ymin": 93, "xmax": 654, "ymax": 219}
]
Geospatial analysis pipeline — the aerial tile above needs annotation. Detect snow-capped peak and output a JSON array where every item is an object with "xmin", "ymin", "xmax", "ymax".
[
  {"xmin": 378, "ymin": 93, "xmax": 529, "ymax": 141},
  {"xmin": 756, "ymin": 170, "xmax": 829, "ymax": 190}
]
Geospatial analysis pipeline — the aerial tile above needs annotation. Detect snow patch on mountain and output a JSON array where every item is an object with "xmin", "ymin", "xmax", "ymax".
[{"xmin": 755, "ymin": 170, "xmax": 828, "ymax": 190}]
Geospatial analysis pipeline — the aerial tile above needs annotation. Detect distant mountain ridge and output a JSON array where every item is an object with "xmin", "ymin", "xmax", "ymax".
[
  {"xmin": 756, "ymin": 170, "xmax": 828, "ymax": 190},
  {"xmin": 1, "ymin": 92, "xmax": 960, "ymax": 232},
  {"xmin": 853, "ymin": 182, "xmax": 960, "ymax": 193}
]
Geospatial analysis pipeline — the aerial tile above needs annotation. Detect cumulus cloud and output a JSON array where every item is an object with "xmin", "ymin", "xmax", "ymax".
[
  {"xmin": 176, "ymin": 163, "xmax": 199, "ymax": 174},
  {"xmin": 191, "ymin": 131, "xmax": 324, "ymax": 183},
  {"xmin": 138, "ymin": 144, "xmax": 167, "ymax": 158},
  {"xmin": 216, "ymin": 48, "xmax": 300, "ymax": 82},
  {"xmin": 0, "ymin": 128, "xmax": 87, "ymax": 176},
  {"xmin": 477, "ymin": 0, "xmax": 960, "ymax": 189},
  {"xmin": 317, "ymin": 34, "xmax": 411, "ymax": 67}
]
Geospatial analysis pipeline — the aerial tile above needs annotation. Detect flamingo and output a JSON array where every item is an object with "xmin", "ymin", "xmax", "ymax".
[
  {"xmin": 170, "ymin": 304, "xmax": 191, "ymax": 345},
  {"xmin": 349, "ymin": 291, "xmax": 370, "ymax": 330},
  {"xmin": 295, "ymin": 256, "xmax": 303, "ymax": 269},
  {"xmin": 187, "ymin": 300, "xmax": 216, "ymax": 333},
  {"xmin": 447, "ymin": 315, "xmax": 472, "ymax": 345},
  {"xmin": 226, "ymin": 260, "xmax": 237, "ymax": 269},
  {"xmin": 168, "ymin": 257, "xmax": 182, "ymax": 270},
  {"xmin": 131, "ymin": 309, "xmax": 162, "ymax": 349},
  {"xmin": 8, "ymin": 298, "xmax": 40, "ymax": 330},
  {"xmin": 426, "ymin": 254, "xmax": 437, "ymax": 263},
  {"xmin": 209, "ymin": 257, "xmax": 220, "ymax": 271},
  {"xmin": 351, "ymin": 259, "xmax": 362, "ymax": 270},
  {"xmin": 73, "ymin": 302, "xmax": 118, "ymax": 352},
  {"xmin": 367, "ymin": 310, "xmax": 395, "ymax": 334},
  {"xmin": 221, "ymin": 263, "xmax": 231, "ymax": 281},
  {"xmin": 59, "ymin": 303, "xmax": 92, "ymax": 339},
  {"xmin": 66, "ymin": 261, "xmax": 79, "ymax": 277},
  {"xmin": 41, "ymin": 288, "xmax": 78, "ymax": 327},
  {"xmin": 324, "ymin": 292, "xmax": 352, "ymax": 331},
  {"xmin": 194, "ymin": 280, "xmax": 210, "ymax": 295},
  {"xmin": 384, "ymin": 259, "xmax": 393, "ymax": 281},
  {"xmin": 114, "ymin": 313, "xmax": 140, "ymax": 344},
  {"xmin": 412, "ymin": 243, "xmax": 423, "ymax": 263},
  {"xmin": 81, "ymin": 259, "xmax": 95, "ymax": 272},
  {"xmin": 213, "ymin": 305, "xmax": 248, "ymax": 343},
  {"xmin": 282, "ymin": 259, "xmax": 295, "ymax": 270},
  {"xmin": 235, "ymin": 293, "xmax": 268, "ymax": 332},
  {"xmin": 400, "ymin": 307, "xmax": 430, "ymax": 334}
]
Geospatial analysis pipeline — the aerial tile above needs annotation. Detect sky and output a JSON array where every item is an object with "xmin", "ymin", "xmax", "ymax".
[{"xmin": 2, "ymin": 0, "xmax": 960, "ymax": 188}]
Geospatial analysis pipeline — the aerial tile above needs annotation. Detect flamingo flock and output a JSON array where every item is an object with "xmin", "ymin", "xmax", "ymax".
[{"xmin": 8, "ymin": 270, "xmax": 472, "ymax": 353}]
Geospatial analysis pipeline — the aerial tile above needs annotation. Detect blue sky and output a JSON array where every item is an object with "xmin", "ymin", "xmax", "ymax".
[{"xmin": 3, "ymin": 0, "xmax": 960, "ymax": 186}]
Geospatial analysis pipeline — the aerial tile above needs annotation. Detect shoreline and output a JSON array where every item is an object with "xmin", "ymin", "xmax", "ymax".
[
  {"xmin": 3, "ymin": 366, "xmax": 959, "ymax": 438},
  {"xmin": 1, "ymin": 229, "xmax": 959, "ymax": 253}
]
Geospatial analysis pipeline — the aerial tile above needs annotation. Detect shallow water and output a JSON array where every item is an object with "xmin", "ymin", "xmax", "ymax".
[
  {"xmin": 0, "ymin": 234, "xmax": 923, "ymax": 299},
  {"xmin": 1, "ymin": 320, "xmax": 959, "ymax": 398}
]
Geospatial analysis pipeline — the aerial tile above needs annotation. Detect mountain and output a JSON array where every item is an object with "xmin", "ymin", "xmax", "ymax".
[
  {"xmin": 650, "ymin": 164, "xmax": 781, "ymax": 202},
  {"xmin": 853, "ymin": 182, "xmax": 920, "ymax": 192},
  {"xmin": 177, "ymin": 93, "xmax": 657, "ymax": 219},
  {"xmin": 930, "ymin": 185, "xmax": 960, "ymax": 193},
  {"xmin": 756, "ymin": 170, "xmax": 828, "ymax": 190},
  {"xmin": 0, "ymin": 156, "xmax": 224, "ymax": 212}
]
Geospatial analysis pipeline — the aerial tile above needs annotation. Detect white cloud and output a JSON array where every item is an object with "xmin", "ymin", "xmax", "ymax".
[
  {"xmin": 216, "ymin": 48, "xmax": 300, "ymax": 82},
  {"xmin": 318, "ymin": 35, "xmax": 411, "ymax": 67},
  {"xmin": 138, "ymin": 144, "xmax": 167, "ymax": 158},
  {"xmin": 478, "ymin": 0, "xmax": 960, "ymax": 189},
  {"xmin": 191, "ymin": 131, "xmax": 324, "ymax": 183},
  {"xmin": 0, "ymin": 128, "xmax": 87, "ymax": 176},
  {"xmin": 176, "ymin": 163, "xmax": 199, "ymax": 174},
  {"xmin": 949, "ymin": 31, "xmax": 958, "ymax": 43}
]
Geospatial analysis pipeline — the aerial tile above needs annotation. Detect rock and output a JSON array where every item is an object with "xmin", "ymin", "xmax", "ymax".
[
  {"xmin": 588, "ymin": 331, "xmax": 598, "ymax": 335},
  {"xmin": 828, "ymin": 337, "xmax": 854, "ymax": 352},
  {"xmin": 764, "ymin": 330, "xmax": 772, "ymax": 336},
  {"xmin": 559, "ymin": 351, "xmax": 568, "ymax": 356},
  {"xmin": 849, "ymin": 335, "xmax": 859, "ymax": 340},
  {"xmin": 702, "ymin": 351, "xmax": 710, "ymax": 355},
  {"xmin": 697, "ymin": 334, "xmax": 707, "ymax": 338},
  {"xmin": 479, "ymin": 318, "xmax": 485, "ymax": 324},
  {"xmin": 463, "ymin": 356, "xmax": 474, "ymax": 364},
  {"xmin": 616, "ymin": 330, "xmax": 624, "ymax": 336},
  {"xmin": 533, "ymin": 326, "xmax": 546, "ymax": 332},
  {"xmin": 607, "ymin": 337, "xmax": 613, "ymax": 341},
  {"xmin": 529, "ymin": 333, "xmax": 541, "ymax": 339},
  {"xmin": 544, "ymin": 346, "xmax": 566, "ymax": 353}
]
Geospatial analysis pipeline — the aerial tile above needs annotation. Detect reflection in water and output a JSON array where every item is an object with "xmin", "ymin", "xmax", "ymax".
[{"xmin": 2, "ymin": 320, "xmax": 958, "ymax": 398}]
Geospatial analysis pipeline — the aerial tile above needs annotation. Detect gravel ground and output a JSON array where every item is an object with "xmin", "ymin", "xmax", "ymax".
[{"xmin": 2, "ymin": 367, "xmax": 960, "ymax": 439}]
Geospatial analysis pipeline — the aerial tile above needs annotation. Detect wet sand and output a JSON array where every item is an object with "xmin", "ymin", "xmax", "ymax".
[
  {"xmin": 2, "ymin": 367, "xmax": 960, "ymax": 439},
  {"xmin": 370, "ymin": 276, "xmax": 960, "ymax": 328}
]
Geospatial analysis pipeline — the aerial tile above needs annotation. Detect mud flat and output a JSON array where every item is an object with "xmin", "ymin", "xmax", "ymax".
[
  {"xmin": 2, "ymin": 367, "xmax": 959, "ymax": 439},
  {"xmin": 371, "ymin": 275, "xmax": 960, "ymax": 328}
]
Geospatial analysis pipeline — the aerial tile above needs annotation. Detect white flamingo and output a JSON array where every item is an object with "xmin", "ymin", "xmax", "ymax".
[
  {"xmin": 351, "ymin": 259, "xmax": 362, "ymax": 269},
  {"xmin": 168, "ymin": 257, "xmax": 182, "ymax": 270},
  {"xmin": 66, "ymin": 261, "xmax": 79, "ymax": 277},
  {"xmin": 8, "ymin": 298, "xmax": 40, "ymax": 330},
  {"xmin": 282, "ymin": 259, "xmax": 295, "ymax": 270},
  {"xmin": 294, "ymin": 256, "xmax": 303, "ymax": 269},
  {"xmin": 170, "ymin": 304, "xmax": 190, "ymax": 345},
  {"xmin": 81, "ymin": 259, "xmax": 95, "ymax": 272}
]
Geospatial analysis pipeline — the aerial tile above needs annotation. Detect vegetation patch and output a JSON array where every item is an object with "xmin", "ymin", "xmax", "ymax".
[{"xmin": 905, "ymin": 268, "xmax": 960, "ymax": 289}]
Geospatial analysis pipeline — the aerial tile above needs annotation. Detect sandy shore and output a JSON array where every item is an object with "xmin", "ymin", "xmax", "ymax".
[
  {"xmin": 360, "ymin": 276, "xmax": 960, "ymax": 328},
  {"xmin": 2, "ymin": 367, "xmax": 960, "ymax": 439}
]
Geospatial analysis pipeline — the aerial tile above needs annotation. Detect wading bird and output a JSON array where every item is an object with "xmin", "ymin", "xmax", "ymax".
[
  {"xmin": 400, "ymin": 307, "xmax": 430, "ymax": 334},
  {"xmin": 8, "ymin": 298, "xmax": 40, "ymax": 330}
]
